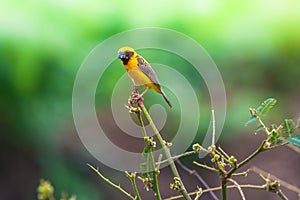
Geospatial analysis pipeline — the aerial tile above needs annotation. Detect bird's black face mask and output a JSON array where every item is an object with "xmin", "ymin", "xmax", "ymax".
[{"xmin": 118, "ymin": 50, "xmax": 134, "ymax": 65}]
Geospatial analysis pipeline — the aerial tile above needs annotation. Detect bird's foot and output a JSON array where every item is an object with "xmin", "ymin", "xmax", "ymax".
[
  {"xmin": 130, "ymin": 93, "xmax": 144, "ymax": 105},
  {"xmin": 131, "ymin": 85, "xmax": 140, "ymax": 93}
]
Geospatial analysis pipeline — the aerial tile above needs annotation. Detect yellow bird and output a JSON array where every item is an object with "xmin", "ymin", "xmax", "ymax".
[{"xmin": 118, "ymin": 47, "xmax": 172, "ymax": 108}]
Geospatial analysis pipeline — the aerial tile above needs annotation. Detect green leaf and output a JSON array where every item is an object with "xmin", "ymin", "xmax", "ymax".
[
  {"xmin": 245, "ymin": 116, "xmax": 257, "ymax": 126},
  {"xmin": 287, "ymin": 134, "xmax": 300, "ymax": 147},
  {"xmin": 256, "ymin": 124, "xmax": 264, "ymax": 132},
  {"xmin": 281, "ymin": 119, "xmax": 295, "ymax": 138},
  {"xmin": 256, "ymin": 98, "xmax": 277, "ymax": 116}
]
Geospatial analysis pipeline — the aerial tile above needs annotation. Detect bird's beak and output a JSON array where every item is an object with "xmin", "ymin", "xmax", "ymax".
[{"xmin": 118, "ymin": 52, "xmax": 125, "ymax": 59}]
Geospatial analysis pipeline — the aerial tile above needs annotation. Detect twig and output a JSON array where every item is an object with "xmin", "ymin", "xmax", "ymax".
[
  {"xmin": 257, "ymin": 116, "xmax": 270, "ymax": 135},
  {"xmin": 176, "ymin": 160, "xmax": 219, "ymax": 200},
  {"xmin": 232, "ymin": 170, "xmax": 249, "ymax": 177},
  {"xmin": 217, "ymin": 146, "xmax": 230, "ymax": 160},
  {"xmin": 87, "ymin": 164, "xmax": 135, "ymax": 200},
  {"xmin": 277, "ymin": 190, "xmax": 289, "ymax": 200},
  {"xmin": 156, "ymin": 151, "xmax": 197, "ymax": 165},
  {"xmin": 139, "ymin": 104, "xmax": 191, "ymax": 200},
  {"xmin": 251, "ymin": 167, "xmax": 289, "ymax": 200},
  {"xmin": 126, "ymin": 172, "xmax": 142, "ymax": 200},
  {"xmin": 228, "ymin": 178, "xmax": 246, "ymax": 200},
  {"xmin": 164, "ymin": 184, "xmax": 265, "ymax": 200},
  {"xmin": 137, "ymin": 111, "xmax": 162, "ymax": 200},
  {"xmin": 212, "ymin": 109, "xmax": 216, "ymax": 146},
  {"xmin": 137, "ymin": 111, "xmax": 147, "ymax": 138},
  {"xmin": 227, "ymin": 140, "xmax": 267, "ymax": 177},
  {"xmin": 287, "ymin": 143, "xmax": 300, "ymax": 154},
  {"xmin": 251, "ymin": 167, "xmax": 300, "ymax": 194},
  {"xmin": 193, "ymin": 161, "xmax": 218, "ymax": 172}
]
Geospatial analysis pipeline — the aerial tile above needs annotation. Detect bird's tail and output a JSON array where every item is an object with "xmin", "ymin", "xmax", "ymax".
[{"xmin": 161, "ymin": 90, "xmax": 172, "ymax": 108}]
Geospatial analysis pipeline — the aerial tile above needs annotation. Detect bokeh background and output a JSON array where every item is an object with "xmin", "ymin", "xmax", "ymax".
[{"xmin": 1, "ymin": 0, "xmax": 300, "ymax": 199}]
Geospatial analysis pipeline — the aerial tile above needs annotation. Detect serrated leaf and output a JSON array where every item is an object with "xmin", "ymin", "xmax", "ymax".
[
  {"xmin": 287, "ymin": 134, "xmax": 300, "ymax": 147},
  {"xmin": 281, "ymin": 119, "xmax": 295, "ymax": 138},
  {"xmin": 245, "ymin": 116, "xmax": 257, "ymax": 126},
  {"xmin": 256, "ymin": 98, "xmax": 277, "ymax": 116}
]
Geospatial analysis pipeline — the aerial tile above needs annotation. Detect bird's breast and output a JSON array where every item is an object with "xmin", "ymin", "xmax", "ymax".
[{"xmin": 127, "ymin": 68, "xmax": 152, "ymax": 86}]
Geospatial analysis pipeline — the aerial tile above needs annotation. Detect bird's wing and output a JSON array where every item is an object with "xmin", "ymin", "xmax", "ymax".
[{"xmin": 137, "ymin": 56, "xmax": 160, "ymax": 85}]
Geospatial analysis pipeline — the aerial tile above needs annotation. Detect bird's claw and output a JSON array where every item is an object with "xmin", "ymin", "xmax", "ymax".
[
  {"xmin": 131, "ymin": 85, "xmax": 139, "ymax": 93},
  {"xmin": 130, "ymin": 93, "xmax": 144, "ymax": 105}
]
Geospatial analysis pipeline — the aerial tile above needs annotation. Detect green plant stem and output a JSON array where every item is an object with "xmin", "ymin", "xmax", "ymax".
[
  {"xmin": 251, "ymin": 166, "xmax": 300, "ymax": 194},
  {"xmin": 87, "ymin": 164, "xmax": 135, "ymax": 200},
  {"xmin": 193, "ymin": 161, "xmax": 218, "ymax": 172},
  {"xmin": 228, "ymin": 178, "xmax": 245, "ymax": 200},
  {"xmin": 137, "ymin": 112, "xmax": 162, "ymax": 200},
  {"xmin": 227, "ymin": 140, "xmax": 266, "ymax": 177},
  {"xmin": 156, "ymin": 151, "xmax": 196, "ymax": 165},
  {"xmin": 277, "ymin": 190, "xmax": 288, "ymax": 200},
  {"xmin": 221, "ymin": 178, "xmax": 227, "ymax": 200},
  {"xmin": 137, "ymin": 112, "xmax": 147, "ymax": 138},
  {"xmin": 126, "ymin": 172, "xmax": 142, "ymax": 200},
  {"xmin": 140, "ymin": 105, "xmax": 191, "ymax": 200},
  {"xmin": 132, "ymin": 179, "xmax": 141, "ymax": 200},
  {"xmin": 164, "ymin": 184, "xmax": 265, "ymax": 200},
  {"xmin": 220, "ymin": 140, "xmax": 266, "ymax": 199}
]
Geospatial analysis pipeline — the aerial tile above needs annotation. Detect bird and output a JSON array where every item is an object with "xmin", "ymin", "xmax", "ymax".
[{"xmin": 117, "ymin": 46, "xmax": 172, "ymax": 108}]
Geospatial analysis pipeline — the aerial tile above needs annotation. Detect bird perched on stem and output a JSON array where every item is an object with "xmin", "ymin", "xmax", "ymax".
[{"xmin": 118, "ymin": 46, "xmax": 172, "ymax": 108}]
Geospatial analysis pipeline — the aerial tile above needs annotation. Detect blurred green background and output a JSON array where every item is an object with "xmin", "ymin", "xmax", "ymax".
[{"xmin": 1, "ymin": 0, "xmax": 300, "ymax": 199}]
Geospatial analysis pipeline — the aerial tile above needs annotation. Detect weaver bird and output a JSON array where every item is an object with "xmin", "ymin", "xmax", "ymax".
[{"xmin": 118, "ymin": 47, "xmax": 172, "ymax": 108}]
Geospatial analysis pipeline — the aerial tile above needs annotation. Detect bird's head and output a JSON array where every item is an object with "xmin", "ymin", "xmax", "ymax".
[{"xmin": 118, "ymin": 47, "xmax": 136, "ymax": 64}]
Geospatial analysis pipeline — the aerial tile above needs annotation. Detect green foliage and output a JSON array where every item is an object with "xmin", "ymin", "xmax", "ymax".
[
  {"xmin": 245, "ymin": 98, "xmax": 277, "ymax": 126},
  {"xmin": 255, "ymin": 124, "xmax": 264, "ymax": 132},
  {"xmin": 245, "ymin": 98, "xmax": 300, "ymax": 149},
  {"xmin": 281, "ymin": 119, "xmax": 296, "ymax": 138},
  {"xmin": 287, "ymin": 135, "xmax": 300, "ymax": 147},
  {"xmin": 256, "ymin": 98, "xmax": 277, "ymax": 116},
  {"xmin": 279, "ymin": 119, "xmax": 300, "ymax": 147},
  {"xmin": 91, "ymin": 98, "xmax": 300, "ymax": 200},
  {"xmin": 245, "ymin": 116, "xmax": 258, "ymax": 126},
  {"xmin": 2, "ymin": 1, "xmax": 300, "ymax": 199}
]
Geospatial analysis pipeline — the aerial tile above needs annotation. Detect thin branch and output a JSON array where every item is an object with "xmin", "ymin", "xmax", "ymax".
[
  {"xmin": 193, "ymin": 161, "xmax": 218, "ymax": 172},
  {"xmin": 156, "ymin": 151, "xmax": 196, "ymax": 165},
  {"xmin": 287, "ymin": 143, "xmax": 300, "ymax": 154},
  {"xmin": 277, "ymin": 190, "xmax": 289, "ymax": 200},
  {"xmin": 251, "ymin": 167, "xmax": 300, "ymax": 194},
  {"xmin": 257, "ymin": 116, "xmax": 270, "ymax": 135},
  {"xmin": 126, "ymin": 172, "xmax": 142, "ymax": 200},
  {"xmin": 211, "ymin": 109, "xmax": 216, "ymax": 146},
  {"xmin": 137, "ymin": 111, "xmax": 162, "ymax": 200},
  {"xmin": 140, "ymin": 104, "xmax": 191, "ymax": 200},
  {"xmin": 227, "ymin": 140, "xmax": 266, "ymax": 177},
  {"xmin": 87, "ymin": 164, "xmax": 135, "ymax": 200},
  {"xmin": 217, "ymin": 146, "xmax": 230, "ymax": 160},
  {"xmin": 232, "ymin": 170, "xmax": 249, "ymax": 177},
  {"xmin": 228, "ymin": 178, "xmax": 246, "ymax": 200},
  {"xmin": 137, "ymin": 111, "xmax": 148, "ymax": 138},
  {"xmin": 268, "ymin": 141, "xmax": 288, "ymax": 150},
  {"xmin": 165, "ymin": 184, "xmax": 265, "ymax": 200},
  {"xmin": 176, "ymin": 160, "xmax": 219, "ymax": 200}
]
